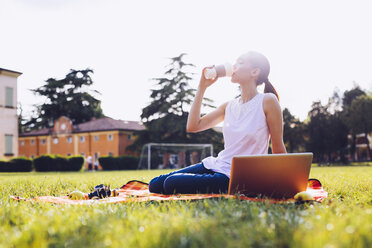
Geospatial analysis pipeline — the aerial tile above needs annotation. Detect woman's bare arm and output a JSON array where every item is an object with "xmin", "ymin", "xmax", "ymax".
[
  {"xmin": 186, "ymin": 68, "xmax": 227, "ymax": 133},
  {"xmin": 263, "ymin": 93, "xmax": 287, "ymax": 154}
]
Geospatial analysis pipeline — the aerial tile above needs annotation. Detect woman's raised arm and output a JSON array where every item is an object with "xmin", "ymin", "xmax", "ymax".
[{"xmin": 186, "ymin": 67, "xmax": 227, "ymax": 133}]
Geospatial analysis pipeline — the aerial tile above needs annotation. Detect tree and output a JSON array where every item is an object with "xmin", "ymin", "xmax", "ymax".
[
  {"xmin": 141, "ymin": 53, "xmax": 214, "ymax": 122},
  {"xmin": 306, "ymin": 91, "xmax": 350, "ymax": 164},
  {"xmin": 306, "ymin": 101, "xmax": 329, "ymax": 163},
  {"xmin": 325, "ymin": 90, "xmax": 349, "ymax": 163},
  {"xmin": 324, "ymin": 111, "xmax": 349, "ymax": 163},
  {"xmin": 341, "ymin": 85, "xmax": 366, "ymax": 161},
  {"xmin": 130, "ymin": 54, "xmax": 223, "ymax": 158},
  {"xmin": 24, "ymin": 69, "xmax": 104, "ymax": 130},
  {"xmin": 282, "ymin": 108, "xmax": 306, "ymax": 153},
  {"xmin": 342, "ymin": 85, "xmax": 366, "ymax": 107},
  {"xmin": 342, "ymin": 94, "xmax": 372, "ymax": 161},
  {"xmin": 17, "ymin": 102, "xmax": 26, "ymax": 134}
]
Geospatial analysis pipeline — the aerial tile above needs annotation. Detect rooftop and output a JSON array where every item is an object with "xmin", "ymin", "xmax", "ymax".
[
  {"xmin": 19, "ymin": 117, "xmax": 144, "ymax": 137},
  {"xmin": 73, "ymin": 117, "xmax": 144, "ymax": 133},
  {"xmin": 0, "ymin": 67, "xmax": 22, "ymax": 77}
]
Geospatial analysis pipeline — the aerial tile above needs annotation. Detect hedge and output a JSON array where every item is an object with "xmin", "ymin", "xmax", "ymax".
[
  {"xmin": 68, "ymin": 156, "xmax": 85, "ymax": 171},
  {"xmin": 0, "ymin": 157, "xmax": 33, "ymax": 172},
  {"xmin": 33, "ymin": 155, "xmax": 85, "ymax": 172},
  {"xmin": 98, "ymin": 155, "xmax": 139, "ymax": 170}
]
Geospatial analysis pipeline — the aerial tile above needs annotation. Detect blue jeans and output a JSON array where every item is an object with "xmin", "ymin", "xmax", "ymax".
[{"xmin": 148, "ymin": 163, "xmax": 230, "ymax": 194}]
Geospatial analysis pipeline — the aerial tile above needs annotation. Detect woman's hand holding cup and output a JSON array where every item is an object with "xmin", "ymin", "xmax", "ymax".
[{"xmin": 199, "ymin": 66, "xmax": 218, "ymax": 89}]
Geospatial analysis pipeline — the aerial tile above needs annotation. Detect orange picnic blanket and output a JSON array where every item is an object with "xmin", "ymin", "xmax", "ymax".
[{"xmin": 11, "ymin": 179, "xmax": 327, "ymax": 205}]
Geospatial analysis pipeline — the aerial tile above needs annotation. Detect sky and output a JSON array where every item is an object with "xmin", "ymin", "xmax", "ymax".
[{"xmin": 1, "ymin": 0, "xmax": 372, "ymax": 124}]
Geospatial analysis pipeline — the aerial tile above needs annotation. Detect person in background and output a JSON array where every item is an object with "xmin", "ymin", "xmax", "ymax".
[
  {"xmin": 94, "ymin": 160, "xmax": 99, "ymax": 171},
  {"xmin": 87, "ymin": 155, "xmax": 93, "ymax": 171}
]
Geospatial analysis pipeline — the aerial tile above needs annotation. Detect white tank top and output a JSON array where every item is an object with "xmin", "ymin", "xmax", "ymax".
[{"xmin": 202, "ymin": 93, "xmax": 270, "ymax": 178}]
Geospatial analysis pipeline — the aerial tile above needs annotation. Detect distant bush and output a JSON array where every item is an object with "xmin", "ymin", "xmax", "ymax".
[
  {"xmin": 67, "ymin": 156, "xmax": 85, "ymax": 171},
  {"xmin": 0, "ymin": 157, "xmax": 33, "ymax": 172},
  {"xmin": 34, "ymin": 155, "xmax": 84, "ymax": 172},
  {"xmin": 99, "ymin": 155, "xmax": 139, "ymax": 170},
  {"xmin": 0, "ymin": 161, "xmax": 7, "ymax": 172},
  {"xmin": 54, "ymin": 156, "xmax": 68, "ymax": 171},
  {"xmin": 98, "ymin": 156, "xmax": 115, "ymax": 170},
  {"xmin": 9, "ymin": 157, "xmax": 33, "ymax": 172},
  {"xmin": 34, "ymin": 155, "xmax": 55, "ymax": 172}
]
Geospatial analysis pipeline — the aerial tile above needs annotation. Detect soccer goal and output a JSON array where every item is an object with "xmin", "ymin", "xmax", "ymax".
[{"xmin": 138, "ymin": 143, "xmax": 214, "ymax": 170}]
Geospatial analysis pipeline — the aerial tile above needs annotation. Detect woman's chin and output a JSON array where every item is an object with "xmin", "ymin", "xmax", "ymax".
[{"xmin": 230, "ymin": 77, "xmax": 238, "ymax": 83}]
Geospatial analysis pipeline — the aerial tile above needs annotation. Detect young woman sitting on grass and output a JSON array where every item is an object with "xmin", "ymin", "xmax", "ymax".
[{"xmin": 149, "ymin": 51, "xmax": 287, "ymax": 194}]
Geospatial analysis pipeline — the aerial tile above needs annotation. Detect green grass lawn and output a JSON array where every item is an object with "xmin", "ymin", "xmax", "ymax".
[{"xmin": 0, "ymin": 166, "xmax": 371, "ymax": 248}]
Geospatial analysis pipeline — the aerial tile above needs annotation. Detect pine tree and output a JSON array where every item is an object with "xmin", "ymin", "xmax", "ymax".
[
  {"xmin": 141, "ymin": 53, "xmax": 213, "ymax": 122},
  {"xmin": 131, "ymin": 53, "xmax": 222, "ymax": 153}
]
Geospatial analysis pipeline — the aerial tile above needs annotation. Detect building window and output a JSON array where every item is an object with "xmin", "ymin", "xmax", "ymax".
[
  {"xmin": 5, "ymin": 134, "xmax": 13, "ymax": 155},
  {"xmin": 31, "ymin": 139, "xmax": 35, "ymax": 145},
  {"xmin": 94, "ymin": 135, "xmax": 99, "ymax": 141},
  {"xmin": 53, "ymin": 138, "xmax": 59, "ymax": 144},
  {"xmin": 5, "ymin": 87, "xmax": 14, "ymax": 108},
  {"xmin": 108, "ymin": 152, "xmax": 113, "ymax": 156},
  {"xmin": 67, "ymin": 137, "xmax": 72, "ymax": 143},
  {"xmin": 108, "ymin": 134, "xmax": 113, "ymax": 141},
  {"xmin": 80, "ymin": 136, "xmax": 86, "ymax": 142},
  {"xmin": 20, "ymin": 140, "xmax": 25, "ymax": 146},
  {"xmin": 127, "ymin": 134, "xmax": 132, "ymax": 141},
  {"xmin": 41, "ymin": 139, "xmax": 46, "ymax": 145}
]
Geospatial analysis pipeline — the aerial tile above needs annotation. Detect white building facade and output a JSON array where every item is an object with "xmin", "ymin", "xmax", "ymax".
[{"xmin": 0, "ymin": 68, "xmax": 22, "ymax": 159}]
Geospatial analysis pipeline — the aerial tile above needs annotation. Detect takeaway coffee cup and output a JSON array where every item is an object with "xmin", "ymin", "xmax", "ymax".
[{"xmin": 204, "ymin": 63, "xmax": 233, "ymax": 80}]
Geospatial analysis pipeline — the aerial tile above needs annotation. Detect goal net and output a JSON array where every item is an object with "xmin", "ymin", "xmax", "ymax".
[{"xmin": 138, "ymin": 143, "xmax": 214, "ymax": 170}]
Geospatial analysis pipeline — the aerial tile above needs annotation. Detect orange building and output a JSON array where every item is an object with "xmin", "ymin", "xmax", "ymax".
[{"xmin": 19, "ymin": 116, "xmax": 144, "ymax": 166}]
